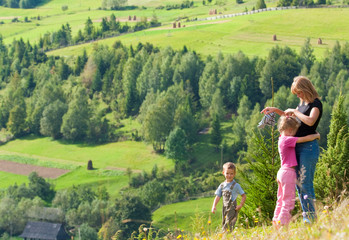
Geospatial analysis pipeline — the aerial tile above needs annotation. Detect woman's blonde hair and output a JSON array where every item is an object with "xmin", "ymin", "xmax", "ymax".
[
  {"xmin": 291, "ymin": 76, "xmax": 319, "ymax": 103},
  {"xmin": 278, "ymin": 115, "xmax": 301, "ymax": 133}
]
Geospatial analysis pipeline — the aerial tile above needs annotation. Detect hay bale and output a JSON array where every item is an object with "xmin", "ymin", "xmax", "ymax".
[
  {"xmin": 87, "ymin": 160, "xmax": 93, "ymax": 170},
  {"xmin": 273, "ymin": 34, "xmax": 277, "ymax": 41},
  {"xmin": 173, "ymin": 22, "xmax": 176, "ymax": 28},
  {"xmin": 133, "ymin": 15, "xmax": 136, "ymax": 21},
  {"xmin": 318, "ymin": 38, "xmax": 322, "ymax": 45},
  {"xmin": 178, "ymin": 22, "xmax": 181, "ymax": 28},
  {"xmin": 128, "ymin": 15, "xmax": 131, "ymax": 21}
]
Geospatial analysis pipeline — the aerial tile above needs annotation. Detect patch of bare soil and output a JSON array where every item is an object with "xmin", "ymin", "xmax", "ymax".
[{"xmin": 0, "ymin": 160, "xmax": 69, "ymax": 179}]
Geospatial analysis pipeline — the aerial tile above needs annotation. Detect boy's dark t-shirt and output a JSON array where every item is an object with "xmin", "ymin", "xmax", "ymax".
[{"xmin": 295, "ymin": 98, "xmax": 322, "ymax": 137}]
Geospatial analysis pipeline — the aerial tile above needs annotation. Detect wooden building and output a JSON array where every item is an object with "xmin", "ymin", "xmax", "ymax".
[{"xmin": 19, "ymin": 221, "xmax": 70, "ymax": 240}]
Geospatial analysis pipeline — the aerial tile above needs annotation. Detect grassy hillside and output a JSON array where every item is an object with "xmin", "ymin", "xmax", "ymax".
[
  {"xmin": 0, "ymin": 0, "xmax": 266, "ymax": 44},
  {"xmin": 152, "ymin": 197, "xmax": 223, "ymax": 231},
  {"xmin": 1, "ymin": 0, "xmax": 348, "ymax": 59},
  {"xmin": 151, "ymin": 197, "xmax": 349, "ymax": 239},
  {"xmin": 0, "ymin": 134, "xmax": 174, "ymax": 199},
  {"xmin": 46, "ymin": 7, "xmax": 349, "ymax": 59}
]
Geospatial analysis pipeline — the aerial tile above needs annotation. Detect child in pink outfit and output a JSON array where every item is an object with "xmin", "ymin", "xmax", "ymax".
[{"xmin": 273, "ymin": 116, "xmax": 320, "ymax": 227}]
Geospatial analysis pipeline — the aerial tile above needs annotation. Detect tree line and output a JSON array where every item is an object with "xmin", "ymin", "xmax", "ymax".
[
  {"xmin": 0, "ymin": 0, "xmax": 44, "ymax": 8},
  {"xmin": 1, "ymin": 35, "xmax": 349, "ymax": 149},
  {"xmin": 37, "ymin": 14, "xmax": 160, "ymax": 51}
]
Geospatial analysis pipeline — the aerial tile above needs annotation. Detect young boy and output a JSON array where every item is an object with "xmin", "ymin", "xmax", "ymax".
[{"xmin": 211, "ymin": 162, "xmax": 246, "ymax": 232}]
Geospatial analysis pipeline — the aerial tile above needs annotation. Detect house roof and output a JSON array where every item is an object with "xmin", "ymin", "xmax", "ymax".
[{"xmin": 19, "ymin": 221, "xmax": 70, "ymax": 240}]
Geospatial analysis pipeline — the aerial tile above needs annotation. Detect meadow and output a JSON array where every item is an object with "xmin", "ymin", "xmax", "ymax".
[
  {"xmin": 0, "ymin": 0, "xmax": 349, "ymax": 238},
  {"xmin": 150, "ymin": 196, "xmax": 349, "ymax": 239}
]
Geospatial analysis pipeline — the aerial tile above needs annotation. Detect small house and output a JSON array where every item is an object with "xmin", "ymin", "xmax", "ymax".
[{"xmin": 19, "ymin": 221, "xmax": 70, "ymax": 240}]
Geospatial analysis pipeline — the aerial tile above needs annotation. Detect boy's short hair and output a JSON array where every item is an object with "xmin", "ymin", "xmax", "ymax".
[{"xmin": 223, "ymin": 162, "xmax": 236, "ymax": 172}]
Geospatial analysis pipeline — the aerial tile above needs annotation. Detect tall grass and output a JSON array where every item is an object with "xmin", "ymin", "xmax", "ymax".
[{"xmin": 147, "ymin": 197, "xmax": 349, "ymax": 239}]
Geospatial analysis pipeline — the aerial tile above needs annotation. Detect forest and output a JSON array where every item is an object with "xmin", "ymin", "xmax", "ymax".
[
  {"xmin": 0, "ymin": 0, "xmax": 349, "ymax": 236},
  {"xmin": 0, "ymin": 28, "xmax": 348, "ymax": 238}
]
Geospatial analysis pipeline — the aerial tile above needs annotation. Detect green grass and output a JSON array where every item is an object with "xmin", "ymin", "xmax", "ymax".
[
  {"xmin": 0, "ymin": 135, "xmax": 173, "ymax": 171},
  {"xmin": 53, "ymin": 166, "xmax": 129, "ymax": 199},
  {"xmin": 0, "ymin": 135, "xmax": 173, "ymax": 198},
  {"xmin": 46, "ymin": 8, "xmax": 349, "ymax": 60},
  {"xmin": 0, "ymin": 154, "xmax": 77, "ymax": 170},
  {"xmin": 0, "ymin": 171, "xmax": 28, "ymax": 188},
  {"xmin": 152, "ymin": 197, "xmax": 223, "ymax": 232}
]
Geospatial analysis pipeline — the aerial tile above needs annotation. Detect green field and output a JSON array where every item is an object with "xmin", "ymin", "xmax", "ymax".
[
  {"xmin": 0, "ymin": 134, "xmax": 174, "ymax": 199},
  {"xmin": 1, "ymin": 0, "xmax": 348, "ymax": 59},
  {"xmin": 45, "ymin": 7, "xmax": 349, "ymax": 60},
  {"xmin": 152, "ymin": 197, "xmax": 223, "ymax": 232},
  {"xmin": 0, "ymin": 0, "xmax": 347, "ymax": 232}
]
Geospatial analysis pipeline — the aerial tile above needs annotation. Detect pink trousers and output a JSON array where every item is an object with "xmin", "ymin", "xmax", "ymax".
[{"xmin": 273, "ymin": 166, "xmax": 296, "ymax": 225}]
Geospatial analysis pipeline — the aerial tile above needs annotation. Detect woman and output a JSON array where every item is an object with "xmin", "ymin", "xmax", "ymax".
[{"xmin": 261, "ymin": 76, "xmax": 322, "ymax": 224}]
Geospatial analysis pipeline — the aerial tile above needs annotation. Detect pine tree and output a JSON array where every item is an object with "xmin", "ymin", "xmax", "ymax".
[
  {"xmin": 211, "ymin": 114, "xmax": 222, "ymax": 151},
  {"xmin": 239, "ymin": 129, "xmax": 280, "ymax": 223},
  {"xmin": 256, "ymin": 0, "xmax": 266, "ymax": 9},
  {"xmin": 314, "ymin": 94, "xmax": 349, "ymax": 200},
  {"xmin": 165, "ymin": 127, "xmax": 188, "ymax": 162}
]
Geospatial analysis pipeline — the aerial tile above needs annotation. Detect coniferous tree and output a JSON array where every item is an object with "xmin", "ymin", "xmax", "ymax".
[
  {"xmin": 239, "ymin": 128, "xmax": 280, "ymax": 223},
  {"xmin": 61, "ymin": 87, "xmax": 89, "ymax": 141},
  {"xmin": 211, "ymin": 114, "xmax": 222, "ymax": 151},
  {"xmin": 7, "ymin": 104, "xmax": 26, "ymax": 137},
  {"xmin": 256, "ymin": 0, "xmax": 266, "ymax": 9},
  {"xmin": 315, "ymin": 94, "xmax": 349, "ymax": 200},
  {"xmin": 165, "ymin": 127, "xmax": 188, "ymax": 162},
  {"xmin": 84, "ymin": 17, "xmax": 94, "ymax": 40},
  {"xmin": 299, "ymin": 38, "xmax": 316, "ymax": 73}
]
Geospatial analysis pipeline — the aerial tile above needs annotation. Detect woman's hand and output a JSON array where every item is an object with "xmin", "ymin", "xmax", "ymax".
[{"xmin": 284, "ymin": 108, "xmax": 296, "ymax": 116}]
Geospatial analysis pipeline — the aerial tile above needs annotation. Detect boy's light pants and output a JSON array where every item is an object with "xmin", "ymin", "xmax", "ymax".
[{"xmin": 273, "ymin": 166, "xmax": 296, "ymax": 225}]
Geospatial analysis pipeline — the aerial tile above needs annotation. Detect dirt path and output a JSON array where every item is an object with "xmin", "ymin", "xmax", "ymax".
[{"xmin": 0, "ymin": 160, "xmax": 70, "ymax": 179}]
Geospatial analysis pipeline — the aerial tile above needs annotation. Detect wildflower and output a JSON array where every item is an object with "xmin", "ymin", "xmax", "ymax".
[
  {"xmin": 324, "ymin": 205, "xmax": 329, "ymax": 210},
  {"xmin": 177, "ymin": 235, "xmax": 182, "ymax": 239},
  {"xmin": 322, "ymin": 210, "xmax": 327, "ymax": 214},
  {"xmin": 304, "ymin": 195, "xmax": 308, "ymax": 200},
  {"xmin": 208, "ymin": 220, "xmax": 211, "ymax": 225},
  {"xmin": 302, "ymin": 212, "xmax": 307, "ymax": 217},
  {"xmin": 181, "ymin": 230, "xmax": 184, "ymax": 232},
  {"xmin": 202, "ymin": 231, "xmax": 206, "ymax": 235},
  {"xmin": 143, "ymin": 228, "xmax": 148, "ymax": 232},
  {"xmin": 218, "ymin": 233, "xmax": 223, "ymax": 238},
  {"xmin": 277, "ymin": 220, "xmax": 281, "ymax": 225}
]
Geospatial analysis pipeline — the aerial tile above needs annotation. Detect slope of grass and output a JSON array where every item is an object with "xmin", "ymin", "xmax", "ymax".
[
  {"xmin": 152, "ymin": 197, "xmax": 223, "ymax": 232},
  {"xmin": 0, "ymin": 135, "xmax": 173, "ymax": 171},
  {"xmin": 53, "ymin": 166, "xmax": 129, "ymax": 199},
  {"xmin": 0, "ymin": 0, "xmax": 264, "ymax": 44},
  {"xmin": 47, "ymin": 8, "xmax": 349, "ymax": 60},
  {"xmin": 152, "ymin": 197, "xmax": 349, "ymax": 239},
  {"xmin": 0, "ymin": 171, "xmax": 28, "ymax": 188}
]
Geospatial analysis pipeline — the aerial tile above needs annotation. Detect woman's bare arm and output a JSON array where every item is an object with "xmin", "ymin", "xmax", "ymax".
[
  {"xmin": 261, "ymin": 107, "xmax": 285, "ymax": 116},
  {"xmin": 285, "ymin": 107, "xmax": 320, "ymax": 126}
]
